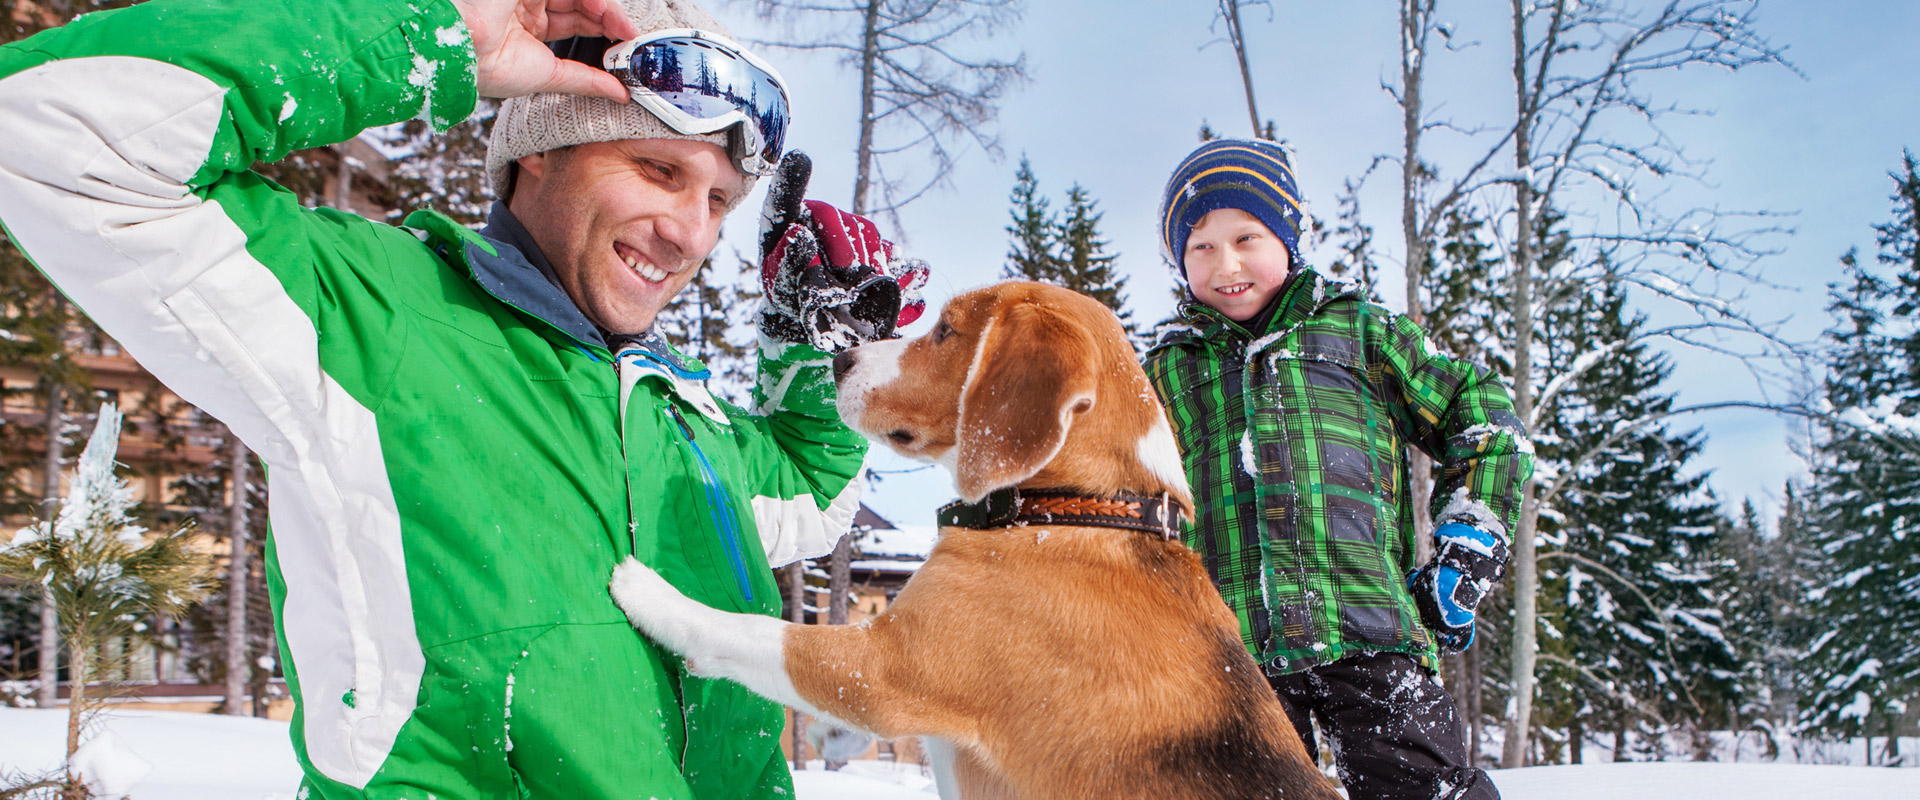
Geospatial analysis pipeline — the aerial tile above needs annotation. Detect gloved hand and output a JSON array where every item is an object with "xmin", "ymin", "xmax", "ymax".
[
  {"xmin": 758, "ymin": 151, "xmax": 929, "ymax": 352},
  {"xmin": 1408, "ymin": 522, "xmax": 1509, "ymax": 652}
]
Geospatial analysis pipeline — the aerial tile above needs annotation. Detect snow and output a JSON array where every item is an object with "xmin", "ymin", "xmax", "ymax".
[
  {"xmin": 848, "ymin": 558, "xmax": 923, "ymax": 573},
  {"xmin": 4, "ymin": 708, "xmax": 1916, "ymax": 799},
  {"xmin": 1496, "ymin": 763, "xmax": 1919, "ymax": 799},
  {"xmin": 859, "ymin": 525, "xmax": 938, "ymax": 558},
  {"xmin": 3, "ymin": 709, "xmax": 300, "ymax": 800},
  {"xmin": 68, "ymin": 729, "xmax": 152, "ymax": 798}
]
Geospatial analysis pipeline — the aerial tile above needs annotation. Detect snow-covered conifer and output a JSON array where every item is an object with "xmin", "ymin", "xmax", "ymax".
[
  {"xmin": 0, "ymin": 404, "xmax": 212, "ymax": 795},
  {"xmin": 1531, "ymin": 269, "xmax": 1740, "ymax": 759},
  {"xmin": 1800, "ymin": 152, "xmax": 1920, "ymax": 761}
]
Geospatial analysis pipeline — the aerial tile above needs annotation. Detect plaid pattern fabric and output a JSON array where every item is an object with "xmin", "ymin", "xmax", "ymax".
[{"xmin": 1145, "ymin": 269, "xmax": 1533, "ymax": 675}]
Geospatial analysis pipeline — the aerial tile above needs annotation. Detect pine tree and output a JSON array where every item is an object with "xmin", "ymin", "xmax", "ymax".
[
  {"xmin": 1054, "ymin": 184, "xmax": 1135, "ymax": 337},
  {"xmin": 999, "ymin": 161, "xmax": 1137, "ymax": 340},
  {"xmin": 1003, "ymin": 157, "xmax": 1058, "ymax": 284},
  {"xmin": 1532, "ymin": 272, "xmax": 1739, "ymax": 759},
  {"xmin": 1422, "ymin": 203, "xmax": 1505, "ymax": 367},
  {"xmin": 1418, "ymin": 198, "xmax": 1511, "ymax": 760},
  {"xmin": 1800, "ymin": 151, "xmax": 1920, "ymax": 762},
  {"xmin": 1318, "ymin": 179, "xmax": 1383, "ymax": 302},
  {"xmin": 0, "ymin": 405, "xmax": 213, "ymax": 797},
  {"xmin": 1714, "ymin": 487, "xmax": 1822, "ymax": 757}
]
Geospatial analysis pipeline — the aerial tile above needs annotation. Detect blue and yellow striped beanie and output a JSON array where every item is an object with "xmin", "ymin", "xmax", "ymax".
[{"xmin": 1159, "ymin": 139, "xmax": 1306, "ymax": 282}]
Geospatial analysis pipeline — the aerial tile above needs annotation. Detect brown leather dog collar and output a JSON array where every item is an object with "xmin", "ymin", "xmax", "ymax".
[{"xmin": 937, "ymin": 488, "xmax": 1181, "ymax": 540}]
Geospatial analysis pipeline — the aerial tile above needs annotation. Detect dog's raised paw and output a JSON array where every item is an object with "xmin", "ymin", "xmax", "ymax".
[{"xmin": 609, "ymin": 557, "xmax": 673, "ymax": 627}]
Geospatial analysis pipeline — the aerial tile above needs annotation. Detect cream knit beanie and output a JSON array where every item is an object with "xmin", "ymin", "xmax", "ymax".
[{"xmin": 486, "ymin": 0, "xmax": 743, "ymax": 201}]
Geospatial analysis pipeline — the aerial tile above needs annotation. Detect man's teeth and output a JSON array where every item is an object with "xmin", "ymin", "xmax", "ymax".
[{"xmin": 623, "ymin": 251, "xmax": 669, "ymax": 282}]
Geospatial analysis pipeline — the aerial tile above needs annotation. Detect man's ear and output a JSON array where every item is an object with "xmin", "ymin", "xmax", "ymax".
[
  {"xmin": 505, "ymin": 152, "xmax": 550, "ymax": 211},
  {"xmin": 955, "ymin": 302, "xmax": 1097, "ymax": 502},
  {"xmin": 515, "ymin": 152, "xmax": 549, "ymax": 185}
]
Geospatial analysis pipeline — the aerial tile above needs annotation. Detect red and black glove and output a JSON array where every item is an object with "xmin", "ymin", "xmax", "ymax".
[{"xmin": 758, "ymin": 152, "xmax": 929, "ymax": 352}]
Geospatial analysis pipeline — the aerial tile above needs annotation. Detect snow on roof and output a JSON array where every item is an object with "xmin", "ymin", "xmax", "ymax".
[
  {"xmin": 849, "ymin": 559, "xmax": 923, "ymax": 574},
  {"xmin": 858, "ymin": 524, "xmax": 938, "ymax": 559}
]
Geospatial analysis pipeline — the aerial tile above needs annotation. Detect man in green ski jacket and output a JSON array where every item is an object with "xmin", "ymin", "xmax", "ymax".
[{"xmin": 0, "ymin": 0, "xmax": 924, "ymax": 796}]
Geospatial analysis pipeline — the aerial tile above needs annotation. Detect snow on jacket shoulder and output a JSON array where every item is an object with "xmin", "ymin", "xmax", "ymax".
[{"xmin": 0, "ymin": 1, "xmax": 865, "ymax": 797}]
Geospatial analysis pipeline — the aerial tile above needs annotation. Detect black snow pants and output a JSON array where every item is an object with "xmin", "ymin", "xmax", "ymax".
[{"xmin": 1266, "ymin": 652, "xmax": 1499, "ymax": 800}]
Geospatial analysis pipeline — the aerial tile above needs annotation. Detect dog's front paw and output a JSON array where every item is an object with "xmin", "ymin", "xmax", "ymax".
[{"xmin": 609, "ymin": 557, "xmax": 679, "ymax": 635}]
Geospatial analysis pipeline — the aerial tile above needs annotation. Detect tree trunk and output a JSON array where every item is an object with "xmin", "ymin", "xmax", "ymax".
[
  {"xmin": 786, "ymin": 561, "xmax": 808, "ymax": 770},
  {"xmin": 1570, "ymin": 718, "xmax": 1583, "ymax": 764},
  {"xmin": 851, "ymin": 0, "xmax": 881, "ymax": 215},
  {"xmin": 224, "ymin": 431, "xmax": 252, "ymax": 716},
  {"xmin": 1501, "ymin": 0, "xmax": 1543, "ymax": 770},
  {"xmin": 1223, "ymin": 0, "xmax": 1262, "ymax": 136},
  {"xmin": 828, "ymin": 533, "xmax": 855, "ymax": 627},
  {"xmin": 333, "ymin": 153, "xmax": 353, "ymax": 215},
  {"xmin": 62, "ymin": 629, "xmax": 87, "ymax": 800},
  {"xmin": 1398, "ymin": 0, "xmax": 1436, "ymax": 566},
  {"xmin": 823, "ymin": 531, "xmax": 856, "ymax": 770},
  {"xmin": 1465, "ymin": 632, "xmax": 1482, "ymax": 766},
  {"xmin": 37, "ymin": 378, "xmax": 65, "ymax": 709}
]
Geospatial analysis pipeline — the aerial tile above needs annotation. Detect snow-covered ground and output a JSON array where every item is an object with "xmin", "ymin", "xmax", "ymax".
[{"xmin": 3, "ymin": 708, "xmax": 1915, "ymax": 799}]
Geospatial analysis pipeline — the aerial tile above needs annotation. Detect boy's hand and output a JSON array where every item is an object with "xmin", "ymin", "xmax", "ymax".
[
  {"xmin": 758, "ymin": 152, "xmax": 929, "ymax": 352},
  {"xmin": 451, "ymin": 0, "xmax": 641, "ymax": 101},
  {"xmin": 1408, "ymin": 522, "xmax": 1508, "ymax": 652}
]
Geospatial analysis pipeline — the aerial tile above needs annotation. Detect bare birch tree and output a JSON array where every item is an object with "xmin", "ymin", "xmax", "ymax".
[
  {"xmin": 221, "ymin": 432, "xmax": 251, "ymax": 716},
  {"xmin": 1372, "ymin": 0, "xmax": 1806, "ymax": 765},
  {"xmin": 1209, "ymin": 0, "xmax": 1270, "ymax": 138},
  {"xmin": 1384, "ymin": 2, "xmax": 1510, "ymax": 757},
  {"xmin": 735, "ymin": 0, "xmax": 1027, "ymax": 215},
  {"xmin": 1488, "ymin": 0, "xmax": 1796, "ymax": 766}
]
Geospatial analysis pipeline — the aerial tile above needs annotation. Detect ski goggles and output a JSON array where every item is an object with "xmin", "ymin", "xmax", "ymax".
[{"xmin": 550, "ymin": 29, "xmax": 790, "ymax": 177}]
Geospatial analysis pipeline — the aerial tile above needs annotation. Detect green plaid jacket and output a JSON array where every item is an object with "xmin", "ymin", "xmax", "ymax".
[{"xmin": 1145, "ymin": 268, "xmax": 1533, "ymax": 675}]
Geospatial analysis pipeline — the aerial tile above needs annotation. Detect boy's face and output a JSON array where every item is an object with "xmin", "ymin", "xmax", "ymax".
[{"xmin": 1182, "ymin": 208, "xmax": 1294, "ymax": 322}]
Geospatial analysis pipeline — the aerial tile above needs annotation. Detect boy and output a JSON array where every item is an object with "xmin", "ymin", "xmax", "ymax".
[{"xmin": 1144, "ymin": 139, "xmax": 1533, "ymax": 800}]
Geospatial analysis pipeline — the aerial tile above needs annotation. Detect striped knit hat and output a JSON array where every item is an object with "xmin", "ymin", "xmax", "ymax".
[{"xmin": 1159, "ymin": 139, "xmax": 1307, "ymax": 282}]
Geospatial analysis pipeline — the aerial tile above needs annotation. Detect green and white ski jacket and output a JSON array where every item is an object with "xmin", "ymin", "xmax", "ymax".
[{"xmin": 0, "ymin": 0, "xmax": 867, "ymax": 797}]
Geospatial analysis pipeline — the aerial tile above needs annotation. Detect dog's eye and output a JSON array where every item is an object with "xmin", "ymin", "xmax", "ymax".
[
  {"xmin": 933, "ymin": 320, "xmax": 954, "ymax": 343},
  {"xmin": 888, "ymin": 430, "xmax": 916, "ymax": 446}
]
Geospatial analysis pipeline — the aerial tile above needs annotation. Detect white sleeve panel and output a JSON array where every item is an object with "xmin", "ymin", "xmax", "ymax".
[
  {"xmin": 0, "ymin": 57, "xmax": 418, "ymax": 789},
  {"xmin": 752, "ymin": 464, "xmax": 867, "ymax": 567}
]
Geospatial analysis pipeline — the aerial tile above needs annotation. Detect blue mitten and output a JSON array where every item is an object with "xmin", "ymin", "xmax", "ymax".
[{"xmin": 1408, "ymin": 522, "xmax": 1509, "ymax": 651}]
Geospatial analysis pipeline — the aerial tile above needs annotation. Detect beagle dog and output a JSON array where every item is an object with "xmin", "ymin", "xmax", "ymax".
[{"xmin": 611, "ymin": 282, "xmax": 1339, "ymax": 799}]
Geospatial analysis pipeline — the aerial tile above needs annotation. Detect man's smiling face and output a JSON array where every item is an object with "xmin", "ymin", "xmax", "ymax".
[
  {"xmin": 1181, "ymin": 207, "xmax": 1295, "ymax": 322},
  {"xmin": 510, "ymin": 138, "xmax": 748, "ymax": 335}
]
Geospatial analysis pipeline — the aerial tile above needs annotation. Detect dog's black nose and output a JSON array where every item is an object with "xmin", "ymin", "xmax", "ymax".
[{"xmin": 832, "ymin": 350, "xmax": 856, "ymax": 383}]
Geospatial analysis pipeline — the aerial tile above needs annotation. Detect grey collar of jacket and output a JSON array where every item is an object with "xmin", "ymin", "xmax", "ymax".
[{"xmin": 474, "ymin": 201, "xmax": 606, "ymax": 350}]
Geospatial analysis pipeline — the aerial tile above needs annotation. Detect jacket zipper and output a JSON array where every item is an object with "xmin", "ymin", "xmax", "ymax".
[{"xmin": 665, "ymin": 405, "xmax": 755, "ymax": 603}]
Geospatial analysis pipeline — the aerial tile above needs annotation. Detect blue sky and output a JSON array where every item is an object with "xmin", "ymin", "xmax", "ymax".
[{"xmin": 707, "ymin": 1, "xmax": 1920, "ymax": 530}]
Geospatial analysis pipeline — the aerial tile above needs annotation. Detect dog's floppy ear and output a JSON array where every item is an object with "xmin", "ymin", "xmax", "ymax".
[{"xmin": 955, "ymin": 301, "xmax": 1097, "ymax": 501}]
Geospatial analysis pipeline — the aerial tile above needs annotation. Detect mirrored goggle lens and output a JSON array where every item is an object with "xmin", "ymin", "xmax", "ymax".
[{"xmin": 600, "ymin": 35, "xmax": 789, "ymax": 169}]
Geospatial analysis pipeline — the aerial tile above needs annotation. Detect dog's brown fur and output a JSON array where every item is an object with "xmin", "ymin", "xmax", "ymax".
[{"xmin": 802, "ymin": 282, "xmax": 1341, "ymax": 799}]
